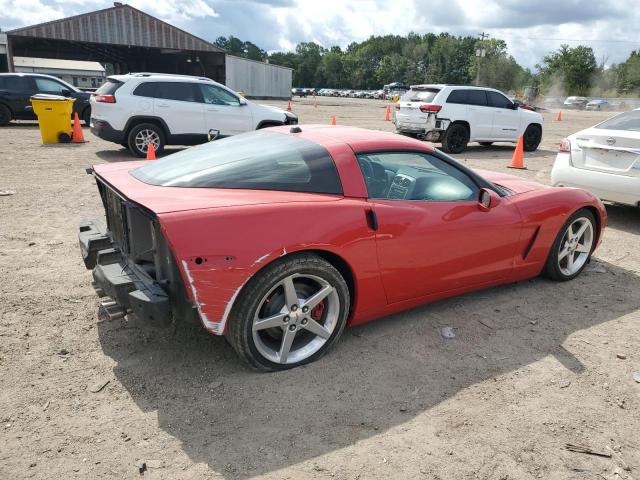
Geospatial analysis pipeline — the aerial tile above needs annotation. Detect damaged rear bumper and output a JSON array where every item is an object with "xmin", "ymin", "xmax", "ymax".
[{"xmin": 79, "ymin": 219, "xmax": 171, "ymax": 325}]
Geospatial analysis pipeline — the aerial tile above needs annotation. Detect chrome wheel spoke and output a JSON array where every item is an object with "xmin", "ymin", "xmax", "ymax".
[
  {"xmin": 566, "ymin": 251, "xmax": 575, "ymax": 270},
  {"xmin": 575, "ymin": 243, "xmax": 590, "ymax": 253},
  {"xmin": 278, "ymin": 327, "xmax": 297, "ymax": 363},
  {"xmin": 281, "ymin": 276, "xmax": 299, "ymax": 309},
  {"xmin": 301, "ymin": 284, "xmax": 334, "ymax": 310},
  {"xmin": 253, "ymin": 312, "xmax": 287, "ymax": 331},
  {"xmin": 558, "ymin": 245, "xmax": 570, "ymax": 260},
  {"xmin": 303, "ymin": 318, "xmax": 331, "ymax": 339},
  {"xmin": 574, "ymin": 221, "xmax": 589, "ymax": 241}
]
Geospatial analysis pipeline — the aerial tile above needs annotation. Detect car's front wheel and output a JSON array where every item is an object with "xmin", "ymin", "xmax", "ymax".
[
  {"xmin": 441, "ymin": 123, "xmax": 469, "ymax": 154},
  {"xmin": 127, "ymin": 123, "xmax": 165, "ymax": 158},
  {"xmin": 523, "ymin": 124, "xmax": 542, "ymax": 151},
  {"xmin": 227, "ymin": 253, "xmax": 350, "ymax": 371},
  {"xmin": 544, "ymin": 209, "xmax": 596, "ymax": 281}
]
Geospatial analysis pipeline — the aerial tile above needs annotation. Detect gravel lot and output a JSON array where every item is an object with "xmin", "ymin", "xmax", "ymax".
[{"xmin": 1, "ymin": 97, "xmax": 639, "ymax": 480}]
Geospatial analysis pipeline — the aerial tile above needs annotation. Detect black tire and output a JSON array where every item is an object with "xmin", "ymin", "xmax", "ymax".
[
  {"xmin": 441, "ymin": 123, "xmax": 469, "ymax": 154},
  {"xmin": 227, "ymin": 253, "xmax": 350, "ymax": 371},
  {"xmin": 523, "ymin": 124, "xmax": 542, "ymax": 152},
  {"xmin": 479, "ymin": 141, "xmax": 493, "ymax": 147},
  {"xmin": 543, "ymin": 209, "xmax": 597, "ymax": 282},
  {"xmin": 81, "ymin": 107, "xmax": 91, "ymax": 126},
  {"xmin": 127, "ymin": 123, "xmax": 165, "ymax": 158},
  {"xmin": 0, "ymin": 104, "xmax": 12, "ymax": 126}
]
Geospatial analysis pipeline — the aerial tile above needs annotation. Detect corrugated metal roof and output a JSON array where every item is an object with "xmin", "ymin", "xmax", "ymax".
[
  {"xmin": 7, "ymin": 4, "xmax": 225, "ymax": 53},
  {"xmin": 13, "ymin": 56, "xmax": 105, "ymax": 72}
]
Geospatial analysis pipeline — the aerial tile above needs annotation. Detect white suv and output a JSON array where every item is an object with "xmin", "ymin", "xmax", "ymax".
[
  {"xmin": 395, "ymin": 85, "xmax": 543, "ymax": 154},
  {"xmin": 90, "ymin": 73, "xmax": 298, "ymax": 157}
]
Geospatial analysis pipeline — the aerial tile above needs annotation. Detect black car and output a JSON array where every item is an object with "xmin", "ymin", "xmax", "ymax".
[{"xmin": 0, "ymin": 73, "xmax": 92, "ymax": 126}]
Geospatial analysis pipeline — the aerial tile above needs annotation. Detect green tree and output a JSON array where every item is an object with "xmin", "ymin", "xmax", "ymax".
[{"xmin": 537, "ymin": 45, "xmax": 598, "ymax": 96}]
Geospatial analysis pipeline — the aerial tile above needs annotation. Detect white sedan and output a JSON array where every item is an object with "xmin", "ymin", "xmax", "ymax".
[{"xmin": 551, "ymin": 109, "xmax": 640, "ymax": 207}]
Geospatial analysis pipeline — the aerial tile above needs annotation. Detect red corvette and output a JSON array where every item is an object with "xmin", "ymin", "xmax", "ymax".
[{"xmin": 79, "ymin": 125, "xmax": 606, "ymax": 370}]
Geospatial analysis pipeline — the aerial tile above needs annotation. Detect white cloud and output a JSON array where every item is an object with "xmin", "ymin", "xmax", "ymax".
[{"xmin": 1, "ymin": 0, "xmax": 639, "ymax": 70}]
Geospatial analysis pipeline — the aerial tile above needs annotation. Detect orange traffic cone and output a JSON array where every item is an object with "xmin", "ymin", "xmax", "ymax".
[
  {"xmin": 508, "ymin": 135, "xmax": 526, "ymax": 169},
  {"xmin": 331, "ymin": 115, "xmax": 336, "ymax": 125},
  {"xmin": 146, "ymin": 143, "xmax": 156, "ymax": 161},
  {"xmin": 555, "ymin": 110, "xmax": 562, "ymax": 121},
  {"xmin": 385, "ymin": 104, "xmax": 391, "ymax": 121},
  {"xmin": 72, "ymin": 112, "xmax": 86, "ymax": 143},
  {"xmin": 287, "ymin": 99, "xmax": 292, "ymax": 111}
]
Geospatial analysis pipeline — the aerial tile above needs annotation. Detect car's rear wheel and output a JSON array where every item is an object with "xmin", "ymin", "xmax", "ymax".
[
  {"xmin": 227, "ymin": 253, "xmax": 350, "ymax": 371},
  {"xmin": 127, "ymin": 123, "xmax": 165, "ymax": 158},
  {"xmin": 441, "ymin": 123, "xmax": 469, "ymax": 154},
  {"xmin": 544, "ymin": 209, "xmax": 596, "ymax": 281},
  {"xmin": 479, "ymin": 141, "xmax": 493, "ymax": 147},
  {"xmin": 523, "ymin": 124, "xmax": 542, "ymax": 151},
  {"xmin": 0, "ymin": 104, "xmax": 12, "ymax": 126}
]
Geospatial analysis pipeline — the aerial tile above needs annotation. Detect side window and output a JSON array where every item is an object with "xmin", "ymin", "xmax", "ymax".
[
  {"xmin": 34, "ymin": 78, "xmax": 68, "ymax": 94},
  {"xmin": 465, "ymin": 89, "xmax": 487, "ymax": 106},
  {"xmin": 487, "ymin": 91, "xmax": 514, "ymax": 109},
  {"xmin": 199, "ymin": 84, "xmax": 241, "ymax": 106},
  {"xmin": 3, "ymin": 76, "xmax": 34, "ymax": 92},
  {"xmin": 446, "ymin": 89, "xmax": 466, "ymax": 104},
  {"xmin": 357, "ymin": 151, "xmax": 478, "ymax": 202},
  {"xmin": 159, "ymin": 82, "xmax": 201, "ymax": 103}
]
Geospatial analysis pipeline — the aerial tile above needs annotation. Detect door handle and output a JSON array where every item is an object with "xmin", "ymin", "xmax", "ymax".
[
  {"xmin": 207, "ymin": 108, "xmax": 219, "ymax": 112},
  {"xmin": 366, "ymin": 209, "xmax": 378, "ymax": 231},
  {"xmin": 156, "ymin": 103, "xmax": 169, "ymax": 108}
]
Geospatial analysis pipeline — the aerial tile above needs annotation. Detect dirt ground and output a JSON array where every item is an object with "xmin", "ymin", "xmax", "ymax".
[{"xmin": 1, "ymin": 97, "xmax": 639, "ymax": 480}]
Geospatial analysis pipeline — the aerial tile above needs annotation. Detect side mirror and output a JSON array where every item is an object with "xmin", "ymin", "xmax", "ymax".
[
  {"xmin": 238, "ymin": 97, "xmax": 247, "ymax": 106},
  {"xmin": 477, "ymin": 188, "xmax": 500, "ymax": 211},
  {"xmin": 207, "ymin": 129, "xmax": 220, "ymax": 141}
]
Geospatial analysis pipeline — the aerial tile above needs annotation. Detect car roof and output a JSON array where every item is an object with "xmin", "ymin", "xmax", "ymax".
[
  {"xmin": 268, "ymin": 124, "xmax": 434, "ymax": 154},
  {"xmin": 108, "ymin": 73, "xmax": 215, "ymax": 84}
]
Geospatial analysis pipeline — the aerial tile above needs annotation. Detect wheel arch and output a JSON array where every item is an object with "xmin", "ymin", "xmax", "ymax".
[{"xmin": 124, "ymin": 116, "xmax": 170, "ymax": 140}]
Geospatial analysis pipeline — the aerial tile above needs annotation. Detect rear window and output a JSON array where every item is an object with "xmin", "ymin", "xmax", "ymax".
[
  {"xmin": 595, "ymin": 110, "xmax": 640, "ymax": 132},
  {"xmin": 95, "ymin": 79, "xmax": 122, "ymax": 95},
  {"xmin": 131, "ymin": 131, "xmax": 343, "ymax": 195},
  {"xmin": 401, "ymin": 88, "xmax": 440, "ymax": 102}
]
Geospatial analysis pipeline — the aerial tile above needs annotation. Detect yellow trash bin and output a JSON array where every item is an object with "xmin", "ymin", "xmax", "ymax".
[{"xmin": 30, "ymin": 94, "xmax": 75, "ymax": 144}]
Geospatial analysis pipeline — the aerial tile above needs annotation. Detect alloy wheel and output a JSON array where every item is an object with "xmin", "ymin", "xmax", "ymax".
[
  {"xmin": 134, "ymin": 129, "xmax": 160, "ymax": 153},
  {"xmin": 252, "ymin": 273, "xmax": 340, "ymax": 364},
  {"xmin": 557, "ymin": 217, "xmax": 594, "ymax": 276}
]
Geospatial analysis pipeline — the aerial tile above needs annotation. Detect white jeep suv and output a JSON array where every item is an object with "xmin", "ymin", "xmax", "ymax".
[
  {"xmin": 395, "ymin": 85, "xmax": 543, "ymax": 154},
  {"xmin": 90, "ymin": 73, "xmax": 298, "ymax": 157}
]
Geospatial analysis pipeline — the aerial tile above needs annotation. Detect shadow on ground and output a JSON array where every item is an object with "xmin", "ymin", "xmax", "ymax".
[
  {"xmin": 605, "ymin": 203, "xmax": 640, "ymax": 235},
  {"xmin": 97, "ymin": 247, "xmax": 640, "ymax": 478},
  {"xmin": 95, "ymin": 147, "xmax": 186, "ymax": 163}
]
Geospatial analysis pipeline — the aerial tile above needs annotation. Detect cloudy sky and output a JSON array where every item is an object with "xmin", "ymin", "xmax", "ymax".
[{"xmin": 1, "ymin": 0, "xmax": 638, "ymax": 70}]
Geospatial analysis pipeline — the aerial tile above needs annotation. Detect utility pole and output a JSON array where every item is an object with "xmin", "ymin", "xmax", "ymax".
[{"xmin": 475, "ymin": 32, "xmax": 489, "ymax": 86}]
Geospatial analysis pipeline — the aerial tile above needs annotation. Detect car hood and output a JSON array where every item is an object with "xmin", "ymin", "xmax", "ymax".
[
  {"xmin": 476, "ymin": 169, "xmax": 548, "ymax": 194},
  {"xmin": 92, "ymin": 162, "xmax": 340, "ymax": 214}
]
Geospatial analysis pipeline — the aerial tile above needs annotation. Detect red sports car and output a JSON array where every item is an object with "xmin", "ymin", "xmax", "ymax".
[{"xmin": 79, "ymin": 125, "xmax": 607, "ymax": 370}]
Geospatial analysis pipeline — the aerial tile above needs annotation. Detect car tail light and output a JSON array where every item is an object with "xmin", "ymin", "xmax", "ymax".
[
  {"xmin": 419, "ymin": 104, "xmax": 442, "ymax": 113},
  {"xmin": 94, "ymin": 94, "xmax": 116, "ymax": 103},
  {"xmin": 559, "ymin": 138, "xmax": 571, "ymax": 153}
]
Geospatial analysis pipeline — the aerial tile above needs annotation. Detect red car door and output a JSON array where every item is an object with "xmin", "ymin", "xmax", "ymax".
[{"xmin": 356, "ymin": 151, "xmax": 523, "ymax": 304}]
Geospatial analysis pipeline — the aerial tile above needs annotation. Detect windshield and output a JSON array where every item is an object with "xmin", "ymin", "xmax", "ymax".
[
  {"xmin": 401, "ymin": 88, "xmax": 440, "ymax": 102},
  {"xmin": 595, "ymin": 110, "xmax": 640, "ymax": 131},
  {"xmin": 131, "ymin": 131, "xmax": 343, "ymax": 194}
]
